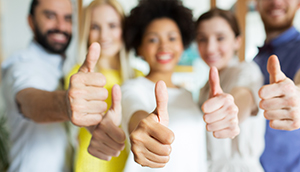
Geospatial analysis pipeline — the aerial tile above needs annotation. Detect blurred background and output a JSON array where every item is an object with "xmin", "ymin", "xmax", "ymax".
[{"xmin": 1, "ymin": 0, "xmax": 300, "ymax": 120}]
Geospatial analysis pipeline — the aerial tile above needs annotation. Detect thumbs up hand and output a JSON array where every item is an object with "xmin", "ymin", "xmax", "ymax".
[
  {"xmin": 130, "ymin": 81, "xmax": 175, "ymax": 168},
  {"xmin": 67, "ymin": 42, "xmax": 108, "ymax": 127},
  {"xmin": 88, "ymin": 84, "xmax": 126, "ymax": 161},
  {"xmin": 202, "ymin": 67, "xmax": 240, "ymax": 139},
  {"xmin": 259, "ymin": 55, "xmax": 300, "ymax": 131}
]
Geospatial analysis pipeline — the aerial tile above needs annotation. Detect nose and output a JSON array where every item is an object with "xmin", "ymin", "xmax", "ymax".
[
  {"xmin": 271, "ymin": 0, "xmax": 285, "ymax": 7},
  {"xmin": 158, "ymin": 38, "xmax": 170, "ymax": 51},
  {"xmin": 207, "ymin": 38, "xmax": 217, "ymax": 55},
  {"xmin": 56, "ymin": 17, "xmax": 71, "ymax": 33},
  {"xmin": 99, "ymin": 27, "xmax": 110, "ymax": 42}
]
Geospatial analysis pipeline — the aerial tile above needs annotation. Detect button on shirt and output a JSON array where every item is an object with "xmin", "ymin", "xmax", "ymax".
[
  {"xmin": 2, "ymin": 41, "xmax": 72, "ymax": 172},
  {"xmin": 254, "ymin": 27, "xmax": 300, "ymax": 172}
]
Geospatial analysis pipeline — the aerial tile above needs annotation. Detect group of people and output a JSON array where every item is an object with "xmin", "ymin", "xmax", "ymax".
[{"xmin": 1, "ymin": 0, "xmax": 300, "ymax": 172}]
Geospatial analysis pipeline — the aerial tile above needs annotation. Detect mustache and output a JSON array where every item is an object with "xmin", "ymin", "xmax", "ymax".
[{"xmin": 46, "ymin": 29, "xmax": 71, "ymax": 39}]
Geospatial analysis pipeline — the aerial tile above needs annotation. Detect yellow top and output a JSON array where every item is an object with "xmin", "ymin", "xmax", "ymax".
[{"xmin": 65, "ymin": 65, "xmax": 143, "ymax": 172}]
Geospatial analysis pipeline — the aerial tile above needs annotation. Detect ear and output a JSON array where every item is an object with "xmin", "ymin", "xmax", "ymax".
[
  {"xmin": 234, "ymin": 35, "xmax": 242, "ymax": 51},
  {"xmin": 27, "ymin": 15, "xmax": 35, "ymax": 32}
]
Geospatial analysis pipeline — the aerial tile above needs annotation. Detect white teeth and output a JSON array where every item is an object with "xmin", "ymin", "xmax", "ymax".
[
  {"xmin": 100, "ymin": 42, "xmax": 111, "ymax": 48},
  {"xmin": 271, "ymin": 9, "xmax": 284, "ymax": 16},
  {"xmin": 158, "ymin": 54, "xmax": 172, "ymax": 60},
  {"xmin": 53, "ymin": 34, "xmax": 66, "ymax": 41}
]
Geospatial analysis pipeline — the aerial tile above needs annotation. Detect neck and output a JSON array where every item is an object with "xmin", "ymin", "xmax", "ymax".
[
  {"xmin": 265, "ymin": 26, "xmax": 292, "ymax": 43},
  {"xmin": 97, "ymin": 54, "xmax": 120, "ymax": 70},
  {"xmin": 146, "ymin": 71, "xmax": 175, "ymax": 88}
]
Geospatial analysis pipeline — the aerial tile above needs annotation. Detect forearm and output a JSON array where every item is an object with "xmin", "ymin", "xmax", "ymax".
[
  {"xmin": 16, "ymin": 88, "xmax": 69, "ymax": 123},
  {"xmin": 128, "ymin": 110, "xmax": 149, "ymax": 134},
  {"xmin": 231, "ymin": 87, "xmax": 257, "ymax": 123}
]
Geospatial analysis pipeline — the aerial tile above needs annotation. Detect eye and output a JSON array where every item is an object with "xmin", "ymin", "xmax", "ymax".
[
  {"xmin": 91, "ymin": 24, "xmax": 100, "ymax": 30},
  {"xmin": 169, "ymin": 37, "xmax": 177, "ymax": 41},
  {"xmin": 217, "ymin": 36, "xmax": 225, "ymax": 41},
  {"xmin": 197, "ymin": 37, "xmax": 207, "ymax": 43},
  {"xmin": 148, "ymin": 37, "xmax": 158, "ymax": 43},
  {"xmin": 65, "ymin": 16, "xmax": 72, "ymax": 23},
  {"xmin": 46, "ymin": 13, "xmax": 55, "ymax": 19},
  {"xmin": 109, "ymin": 23, "xmax": 118, "ymax": 29}
]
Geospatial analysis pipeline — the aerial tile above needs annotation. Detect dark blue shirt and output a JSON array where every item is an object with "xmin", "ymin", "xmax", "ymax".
[{"xmin": 254, "ymin": 26, "xmax": 300, "ymax": 172}]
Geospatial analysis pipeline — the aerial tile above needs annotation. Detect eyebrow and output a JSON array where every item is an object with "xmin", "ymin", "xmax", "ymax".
[
  {"xmin": 43, "ymin": 10, "xmax": 56, "ymax": 16},
  {"xmin": 145, "ymin": 30, "xmax": 180, "ymax": 36}
]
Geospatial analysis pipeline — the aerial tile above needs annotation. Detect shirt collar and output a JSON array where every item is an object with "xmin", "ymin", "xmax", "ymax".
[
  {"xmin": 271, "ymin": 26, "xmax": 298, "ymax": 47},
  {"xmin": 29, "ymin": 40, "xmax": 64, "ymax": 69},
  {"xmin": 258, "ymin": 26, "xmax": 298, "ymax": 53}
]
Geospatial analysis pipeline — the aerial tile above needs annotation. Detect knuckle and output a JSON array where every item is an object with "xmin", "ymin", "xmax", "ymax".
[
  {"xmin": 139, "ymin": 119, "xmax": 150, "ymax": 130},
  {"xmin": 87, "ymin": 146, "xmax": 96, "ymax": 157},
  {"xmin": 264, "ymin": 111, "xmax": 270, "ymax": 119},
  {"xmin": 259, "ymin": 100, "xmax": 265, "ymax": 110},
  {"xmin": 292, "ymin": 120, "xmax": 300, "ymax": 130},
  {"xmin": 287, "ymin": 96, "xmax": 298, "ymax": 107},
  {"xmin": 100, "ymin": 102, "xmax": 108, "ymax": 112},
  {"xmin": 70, "ymin": 73, "xmax": 82, "ymax": 84},
  {"xmin": 71, "ymin": 114, "xmax": 82, "ymax": 126},
  {"xmin": 289, "ymin": 110, "xmax": 299, "ymax": 119},
  {"xmin": 224, "ymin": 94, "xmax": 234, "ymax": 101},
  {"xmin": 130, "ymin": 132, "xmax": 143, "ymax": 145},
  {"xmin": 94, "ymin": 73, "xmax": 106, "ymax": 85},
  {"xmin": 282, "ymin": 82, "xmax": 295, "ymax": 94}
]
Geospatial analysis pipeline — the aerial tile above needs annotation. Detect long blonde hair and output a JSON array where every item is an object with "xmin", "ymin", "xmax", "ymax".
[{"xmin": 78, "ymin": 0, "xmax": 134, "ymax": 81}]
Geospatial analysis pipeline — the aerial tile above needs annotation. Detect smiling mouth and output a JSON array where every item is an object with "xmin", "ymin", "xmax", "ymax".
[
  {"xmin": 269, "ymin": 9, "xmax": 285, "ymax": 17},
  {"xmin": 156, "ymin": 54, "xmax": 173, "ymax": 64},
  {"xmin": 49, "ymin": 33, "xmax": 67, "ymax": 43}
]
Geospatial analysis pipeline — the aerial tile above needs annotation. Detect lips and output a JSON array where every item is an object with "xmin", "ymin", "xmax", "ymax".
[
  {"xmin": 49, "ymin": 33, "xmax": 68, "ymax": 43},
  {"xmin": 268, "ymin": 8, "xmax": 286, "ymax": 17},
  {"xmin": 100, "ymin": 42, "xmax": 112, "ymax": 49},
  {"xmin": 156, "ymin": 53, "xmax": 173, "ymax": 64}
]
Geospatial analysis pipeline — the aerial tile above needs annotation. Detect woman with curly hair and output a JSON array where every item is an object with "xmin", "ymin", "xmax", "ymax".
[
  {"xmin": 121, "ymin": 0, "xmax": 240, "ymax": 171},
  {"xmin": 196, "ymin": 8, "xmax": 265, "ymax": 172}
]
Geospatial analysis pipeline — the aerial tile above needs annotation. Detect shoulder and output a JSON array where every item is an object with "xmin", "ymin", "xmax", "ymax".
[
  {"xmin": 227, "ymin": 61, "xmax": 262, "ymax": 77},
  {"xmin": 122, "ymin": 77, "xmax": 150, "ymax": 89},
  {"xmin": 133, "ymin": 69, "xmax": 145, "ymax": 77}
]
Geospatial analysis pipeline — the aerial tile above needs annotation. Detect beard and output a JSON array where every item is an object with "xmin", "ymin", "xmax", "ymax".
[
  {"xmin": 34, "ymin": 22, "xmax": 72, "ymax": 54},
  {"xmin": 262, "ymin": 17, "xmax": 294, "ymax": 33}
]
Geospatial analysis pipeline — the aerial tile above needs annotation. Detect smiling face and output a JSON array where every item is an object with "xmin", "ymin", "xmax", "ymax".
[
  {"xmin": 28, "ymin": 0, "xmax": 73, "ymax": 54},
  {"xmin": 256, "ymin": 0, "xmax": 300, "ymax": 32},
  {"xmin": 196, "ymin": 17, "xmax": 241, "ymax": 71},
  {"xmin": 138, "ymin": 18, "xmax": 184, "ymax": 74},
  {"xmin": 88, "ymin": 4, "xmax": 123, "ymax": 59}
]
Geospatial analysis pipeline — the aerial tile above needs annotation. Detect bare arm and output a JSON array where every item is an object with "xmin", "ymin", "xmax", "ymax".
[
  {"xmin": 16, "ymin": 88, "xmax": 69, "ymax": 123},
  {"xmin": 231, "ymin": 87, "xmax": 257, "ymax": 123}
]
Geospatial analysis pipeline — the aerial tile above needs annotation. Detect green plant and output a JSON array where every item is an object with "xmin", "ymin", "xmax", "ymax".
[{"xmin": 0, "ymin": 115, "xmax": 9, "ymax": 171}]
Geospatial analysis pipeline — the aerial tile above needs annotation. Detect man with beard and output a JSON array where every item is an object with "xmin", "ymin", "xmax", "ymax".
[
  {"xmin": 1, "ymin": 0, "xmax": 112, "ymax": 171},
  {"xmin": 254, "ymin": 0, "xmax": 300, "ymax": 171}
]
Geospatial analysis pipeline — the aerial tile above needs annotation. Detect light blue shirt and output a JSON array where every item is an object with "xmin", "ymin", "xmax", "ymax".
[{"xmin": 2, "ymin": 41, "xmax": 72, "ymax": 172}]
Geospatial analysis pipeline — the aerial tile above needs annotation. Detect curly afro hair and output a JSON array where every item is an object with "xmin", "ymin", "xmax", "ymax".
[{"xmin": 124, "ymin": 0, "xmax": 195, "ymax": 54}]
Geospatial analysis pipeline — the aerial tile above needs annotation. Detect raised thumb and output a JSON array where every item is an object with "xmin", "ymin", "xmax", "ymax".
[
  {"xmin": 78, "ymin": 42, "xmax": 101, "ymax": 73},
  {"xmin": 109, "ymin": 84, "xmax": 122, "ymax": 126},
  {"xmin": 209, "ymin": 66, "xmax": 223, "ymax": 98},
  {"xmin": 154, "ymin": 80, "xmax": 169, "ymax": 126},
  {"xmin": 267, "ymin": 55, "xmax": 286, "ymax": 84}
]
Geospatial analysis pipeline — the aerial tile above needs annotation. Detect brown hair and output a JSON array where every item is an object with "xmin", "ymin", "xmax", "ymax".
[{"xmin": 196, "ymin": 8, "xmax": 241, "ymax": 37}]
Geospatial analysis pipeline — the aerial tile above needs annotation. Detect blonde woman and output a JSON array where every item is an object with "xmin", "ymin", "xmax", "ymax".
[{"xmin": 65, "ymin": 0, "xmax": 142, "ymax": 171}]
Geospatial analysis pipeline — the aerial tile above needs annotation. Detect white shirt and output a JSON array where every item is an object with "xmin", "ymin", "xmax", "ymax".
[
  {"xmin": 2, "ymin": 41, "xmax": 72, "ymax": 172},
  {"xmin": 199, "ymin": 59, "xmax": 265, "ymax": 172},
  {"xmin": 121, "ymin": 77, "xmax": 207, "ymax": 172}
]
